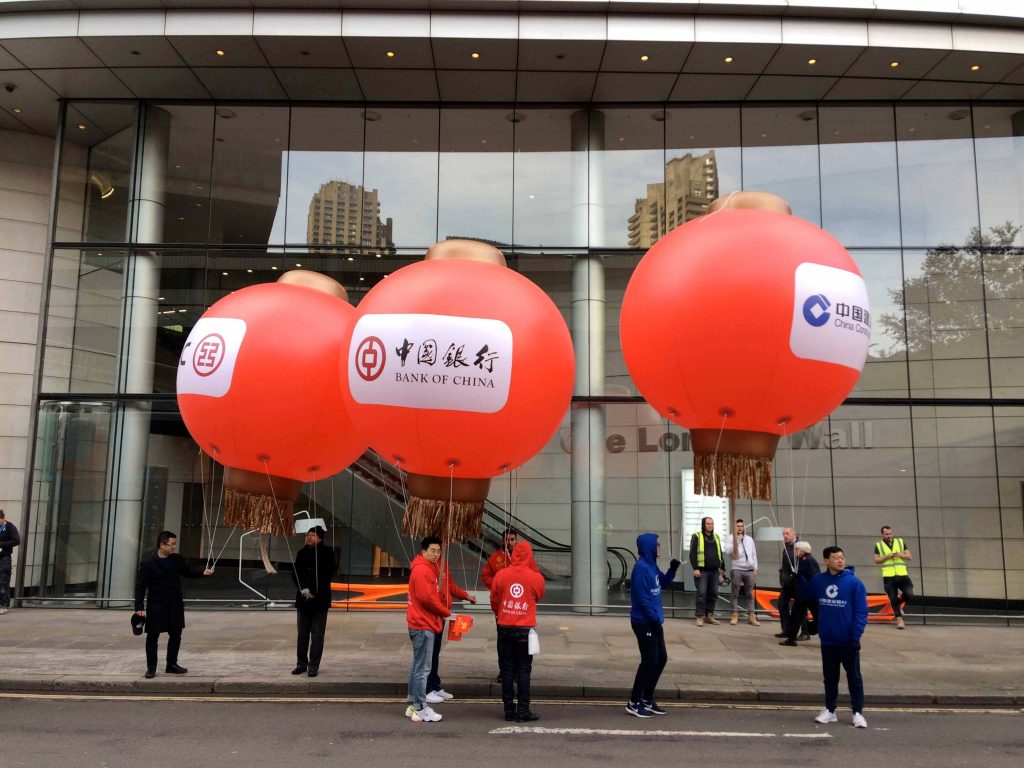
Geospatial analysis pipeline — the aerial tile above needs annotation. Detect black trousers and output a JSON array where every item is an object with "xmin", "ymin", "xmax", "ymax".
[
  {"xmin": 427, "ymin": 628, "xmax": 444, "ymax": 693},
  {"xmin": 883, "ymin": 575, "xmax": 914, "ymax": 617},
  {"xmin": 145, "ymin": 628, "xmax": 182, "ymax": 671},
  {"xmin": 821, "ymin": 644, "xmax": 864, "ymax": 714},
  {"xmin": 778, "ymin": 574, "xmax": 795, "ymax": 629},
  {"xmin": 630, "ymin": 622, "xmax": 667, "ymax": 704},
  {"xmin": 497, "ymin": 625, "xmax": 533, "ymax": 716},
  {"xmin": 296, "ymin": 608, "xmax": 328, "ymax": 669},
  {"xmin": 785, "ymin": 599, "xmax": 817, "ymax": 641},
  {"xmin": 0, "ymin": 554, "xmax": 11, "ymax": 608}
]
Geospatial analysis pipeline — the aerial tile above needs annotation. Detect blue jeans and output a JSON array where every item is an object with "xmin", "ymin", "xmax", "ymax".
[{"xmin": 407, "ymin": 629, "xmax": 434, "ymax": 710}]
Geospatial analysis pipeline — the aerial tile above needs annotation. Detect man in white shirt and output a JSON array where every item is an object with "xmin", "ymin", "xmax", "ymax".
[{"xmin": 722, "ymin": 519, "xmax": 759, "ymax": 626}]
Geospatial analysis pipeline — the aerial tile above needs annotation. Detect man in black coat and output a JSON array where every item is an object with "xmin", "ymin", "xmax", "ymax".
[
  {"xmin": 0, "ymin": 510, "xmax": 20, "ymax": 615},
  {"xmin": 292, "ymin": 526, "xmax": 335, "ymax": 677},
  {"xmin": 779, "ymin": 540, "xmax": 820, "ymax": 646},
  {"xmin": 134, "ymin": 530, "xmax": 213, "ymax": 678}
]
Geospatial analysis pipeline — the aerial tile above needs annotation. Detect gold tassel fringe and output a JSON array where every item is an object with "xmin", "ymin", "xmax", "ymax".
[
  {"xmin": 402, "ymin": 495, "xmax": 484, "ymax": 541},
  {"xmin": 694, "ymin": 452, "xmax": 773, "ymax": 501},
  {"xmin": 224, "ymin": 488, "xmax": 294, "ymax": 536}
]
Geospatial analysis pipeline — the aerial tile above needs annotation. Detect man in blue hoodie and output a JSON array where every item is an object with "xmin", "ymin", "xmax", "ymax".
[
  {"xmin": 627, "ymin": 533, "xmax": 680, "ymax": 718},
  {"xmin": 806, "ymin": 545, "xmax": 869, "ymax": 729}
]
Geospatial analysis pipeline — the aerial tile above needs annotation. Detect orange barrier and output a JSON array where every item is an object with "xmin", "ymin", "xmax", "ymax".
[
  {"xmin": 330, "ymin": 582, "xmax": 409, "ymax": 610},
  {"xmin": 753, "ymin": 588, "xmax": 895, "ymax": 622}
]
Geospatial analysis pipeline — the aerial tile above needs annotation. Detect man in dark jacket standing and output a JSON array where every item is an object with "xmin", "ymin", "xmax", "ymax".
[
  {"xmin": 627, "ymin": 533, "xmax": 680, "ymax": 718},
  {"xmin": 689, "ymin": 516, "xmax": 722, "ymax": 626},
  {"xmin": 134, "ymin": 530, "xmax": 213, "ymax": 678},
  {"xmin": 780, "ymin": 540, "xmax": 819, "ymax": 646},
  {"xmin": 0, "ymin": 510, "xmax": 20, "ymax": 615},
  {"xmin": 807, "ymin": 545, "xmax": 869, "ymax": 728},
  {"xmin": 292, "ymin": 526, "xmax": 334, "ymax": 678}
]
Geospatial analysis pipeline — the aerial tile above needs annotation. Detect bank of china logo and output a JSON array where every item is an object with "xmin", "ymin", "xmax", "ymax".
[
  {"xmin": 803, "ymin": 294, "xmax": 831, "ymax": 327},
  {"xmin": 510, "ymin": 583, "xmax": 524, "ymax": 599},
  {"xmin": 826, "ymin": 584, "xmax": 840, "ymax": 599},
  {"xmin": 355, "ymin": 336, "xmax": 386, "ymax": 381}
]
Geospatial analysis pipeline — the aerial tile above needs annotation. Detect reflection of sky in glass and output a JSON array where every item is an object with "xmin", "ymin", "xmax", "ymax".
[
  {"xmin": 365, "ymin": 151, "xmax": 439, "ymax": 247},
  {"xmin": 592, "ymin": 148, "xmax": 665, "ymax": 247},
  {"xmin": 821, "ymin": 141, "xmax": 900, "ymax": 247},
  {"xmin": 514, "ymin": 151, "xmax": 575, "ymax": 246},
  {"xmin": 277, "ymin": 151, "xmax": 363, "ymax": 244},
  {"xmin": 849, "ymin": 249, "xmax": 905, "ymax": 357},
  {"xmin": 439, "ymin": 152, "xmax": 512, "ymax": 243},
  {"xmin": 898, "ymin": 138, "xmax": 979, "ymax": 246},
  {"xmin": 742, "ymin": 145, "xmax": 821, "ymax": 225},
  {"xmin": 975, "ymin": 135, "xmax": 1024, "ymax": 244}
]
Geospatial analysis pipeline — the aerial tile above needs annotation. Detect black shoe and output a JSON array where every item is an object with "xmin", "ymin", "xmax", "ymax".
[
  {"xmin": 165, "ymin": 664, "xmax": 188, "ymax": 674},
  {"xmin": 779, "ymin": 638, "xmax": 798, "ymax": 646},
  {"xmin": 291, "ymin": 665, "xmax": 307, "ymax": 675},
  {"xmin": 774, "ymin": 631, "xmax": 788, "ymax": 638},
  {"xmin": 504, "ymin": 711, "xmax": 516, "ymax": 722},
  {"xmin": 307, "ymin": 667, "xmax": 319, "ymax": 678},
  {"xmin": 797, "ymin": 633, "xmax": 811, "ymax": 641},
  {"xmin": 144, "ymin": 670, "xmax": 156, "ymax": 679},
  {"xmin": 516, "ymin": 711, "xmax": 540, "ymax": 722}
]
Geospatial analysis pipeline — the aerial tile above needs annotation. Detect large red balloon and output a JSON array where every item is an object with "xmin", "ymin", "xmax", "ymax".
[
  {"xmin": 621, "ymin": 208, "xmax": 870, "ymax": 436},
  {"xmin": 177, "ymin": 282, "xmax": 366, "ymax": 481},
  {"xmin": 342, "ymin": 259, "xmax": 574, "ymax": 478}
]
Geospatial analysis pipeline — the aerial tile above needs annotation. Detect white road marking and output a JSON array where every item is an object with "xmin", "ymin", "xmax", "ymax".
[{"xmin": 490, "ymin": 726, "xmax": 831, "ymax": 739}]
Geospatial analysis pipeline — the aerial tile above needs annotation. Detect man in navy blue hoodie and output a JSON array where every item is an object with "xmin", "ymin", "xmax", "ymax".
[
  {"xmin": 806, "ymin": 545, "xmax": 869, "ymax": 728},
  {"xmin": 627, "ymin": 533, "xmax": 680, "ymax": 718}
]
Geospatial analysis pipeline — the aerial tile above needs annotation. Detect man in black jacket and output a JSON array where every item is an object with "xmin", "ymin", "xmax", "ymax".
[
  {"xmin": 779, "ymin": 541, "xmax": 820, "ymax": 646},
  {"xmin": 134, "ymin": 531, "xmax": 213, "ymax": 678},
  {"xmin": 776, "ymin": 527, "xmax": 798, "ymax": 637},
  {"xmin": 0, "ymin": 510, "xmax": 20, "ymax": 615},
  {"xmin": 292, "ymin": 526, "xmax": 335, "ymax": 677}
]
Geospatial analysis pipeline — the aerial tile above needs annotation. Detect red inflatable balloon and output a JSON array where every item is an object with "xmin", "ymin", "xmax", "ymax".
[
  {"xmin": 177, "ymin": 277, "xmax": 367, "ymax": 533},
  {"xmin": 620, "ymin": 206, "xmax": 870, "ymax": 499},
  {"xmin": 342, "ymin": 258, "xmax": 574, "ymax": 479}
]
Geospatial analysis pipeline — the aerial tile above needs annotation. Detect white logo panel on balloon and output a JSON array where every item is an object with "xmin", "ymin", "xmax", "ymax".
[
  {"xmin": 176, "ymin": 317, "xmax": 247, "ymax": 398},
  {"xmin": 789, "ymin": 263, "xmax": 870, "ymax": 371},
  {"xmin": 348, "ymin": 313, "xmax": 513, "ymax": 413}
]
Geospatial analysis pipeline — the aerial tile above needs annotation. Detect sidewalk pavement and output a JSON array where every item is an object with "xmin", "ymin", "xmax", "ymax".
[{"xmin": 1, "ymin": 607, "xmax": 1021, "ymax": 706}]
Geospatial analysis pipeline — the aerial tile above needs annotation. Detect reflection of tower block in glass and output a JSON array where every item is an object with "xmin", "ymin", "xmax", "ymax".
[
  {"xmin": 628, "ymin": 150, "xmax": 718, "ymax": 247},
  {"xmin": 307, "ymin": 179, "xmax": 394, "ymax": 254},
  {"xmin": 372, "ymin": 544, "xmax": 406, "ymax": 578}
]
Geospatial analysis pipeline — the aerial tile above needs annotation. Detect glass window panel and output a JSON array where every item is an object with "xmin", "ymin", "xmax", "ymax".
[
  {"xmin": 283, "ymin": 108, "xmax": 367, "ymax": 249},
  {"xmin": 56, "ymin": 103, "xmax": 136, "ymax": 244},
  {"xmin": 43, "ymin": 248, "xmax": 126, "ymax": 393},
  {"xmin": 513, "ymin": 109, "xmax": 576, "ymax": 247},
  {"xmin": 850, "ymin": 249, "xmax": 908, "ymax": 396},
  {"xmin": 974, "ymin": 106, "xmax": 1024, "ymax": 248},
  {"xmin": 438, "ymin": 108, "xmax": 513, "ymax": 245},
  {"xmin": 896, "ymin": 105, "xmax": 979, "ymax": 247},
  {"xmin": 993, "ymin": 407, "xmax": 1024, "ymax": 601},
  {"xmin": 663, "ymin": 106, "xmax": 742, "ymax": 240},
  {"xmin": 591, "ymin": 108, "xmax": 666, "ymax": 249},
  {"xmin": 984, "ymin": 248, "xmax": 1024, "ymax": 397},
  {"xmin": 364, "ymin": 108, "xmax": 439, "ymax": 250},
  {"xmin": 208, "ymin": 106, "xmax": 288, "ymax": 246},
  {"xmin": 158, "ymin": 106, "xmax": 215, "ymax": 245},
  {"xmin": 741, "ymin": 106, "xmax": 821, "ymax": 225},
  {"xmin": 819, "ymin": 105, "xmax": 900, "ymax": 247},
  {"xmin": 902, "ymin": 247, "xmax": 990, "ymax": 397}
]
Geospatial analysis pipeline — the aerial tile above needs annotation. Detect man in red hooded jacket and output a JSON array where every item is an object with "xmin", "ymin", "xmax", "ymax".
[
  {"xmin": 491, "ymin": 541, "xmax": 545, "ymax": 723},
  {"xmin": 405, "ymin": 536, "xmax": 450, "ymax": 723}
]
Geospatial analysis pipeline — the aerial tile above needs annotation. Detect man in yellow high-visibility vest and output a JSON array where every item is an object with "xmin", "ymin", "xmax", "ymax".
[
  {"xmin": 689, "ymin": 517, "xmax": 723, "ymax": 627},
  {"xmin": 873, "ymin": 526, "xmax": 914, "ymax": 630}
]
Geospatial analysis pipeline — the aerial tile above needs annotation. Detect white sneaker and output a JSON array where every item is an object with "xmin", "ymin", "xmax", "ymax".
[
  {"xmin": 436, "ymin": 689, "xmax": 454, "ymax": 700},
  {"xmin": 815, "ymin": 709, "xmax": 838, "ymax": 724},
  {"xmin": 0, "ymin": 607, "xmax": 7, "ymax": 615},
  {"xmin": 416, "ymin": 706, "xmax": 442, "ymax": 722},
  {"xmin": 425, "ymin": 691, "xmax": 445, "ymax": 704},
  {"xmin": 852, "ymin": 712, "xmax": 868, "ymax": 728},
  {"xmin": 405, "ymin": 705, "xmax": 421, "ymax": 722}
]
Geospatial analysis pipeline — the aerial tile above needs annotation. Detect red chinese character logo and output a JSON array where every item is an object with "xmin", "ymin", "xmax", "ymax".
[
  {"xmin": 355, "ymin": 336, "xmax": 386, "ymax": 381},
  {"xmin": 192, "ymin": 333, "xmax": 226, "ymax": 378}
]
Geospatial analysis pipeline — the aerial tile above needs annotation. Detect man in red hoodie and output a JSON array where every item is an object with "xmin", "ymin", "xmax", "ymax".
[
  {"xmin": 491, "ymin": 541, "xmax": 545, "ymax": 723},
  {"xmin": 405, "ymin": 536, "xmax": 450, "ymax": 723}
]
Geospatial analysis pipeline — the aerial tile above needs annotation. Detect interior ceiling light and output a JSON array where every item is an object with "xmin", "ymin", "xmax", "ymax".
[
  {"xmin": 89, "ymin": 172, "xmax": 114, "ymax": 200},
  {"xmin": 640, "ymin": 54, "xmax": 649, "ymax": 62},
  {"xmin": 724, "ymin": 56, "xmax": 733, "ymax": 63},
  {"xmin": 13, "ymin": 107, "xmax": 22, "ymax": 113},
  {"xmin": 296, "ymin": 263, "xmax": 302, "ymax": 267},
  {"xmin": 247, "ymin": 269, "xmax": 253, "ymax": 273},
  {"xmin": 222, "ymin": 271, "xmax": 228, "ymax": 276},
  {"xmin": 807, "ymin": 58, "xmax": 817, "ymax": 65},
  {"xmin": 890, "ymin": 61, "xmax": 900, "ymax": 68},
  {"xmin": 471, "ymin": 52, "xmax": 480, "ymax": 59},
  {"xmin": 271, "ymin": 265, "xmax": 278, "ymax": 270},
  {"xmin": 970, "ymin": 64, "xmax": 980, "ymax": 71},
  {"xmin": 216, "ymin": 50, "xmax": 225, "ymax": 57},
  {"xmin": 77, "ymin": 123, "xmax": 86, "ymax": 130},
  {"xmin": 347, "ymin": 256, "xmax": 354, "ymax": 261},
  {"xmin": 386, "ymin": 50, "xmax": 395, "ymax": 58}
]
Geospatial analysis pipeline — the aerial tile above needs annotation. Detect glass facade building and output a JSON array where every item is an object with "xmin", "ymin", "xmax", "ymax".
[{"xmin": 3, "ymin": 1, "xmax": 1023, "ymax": 620}]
